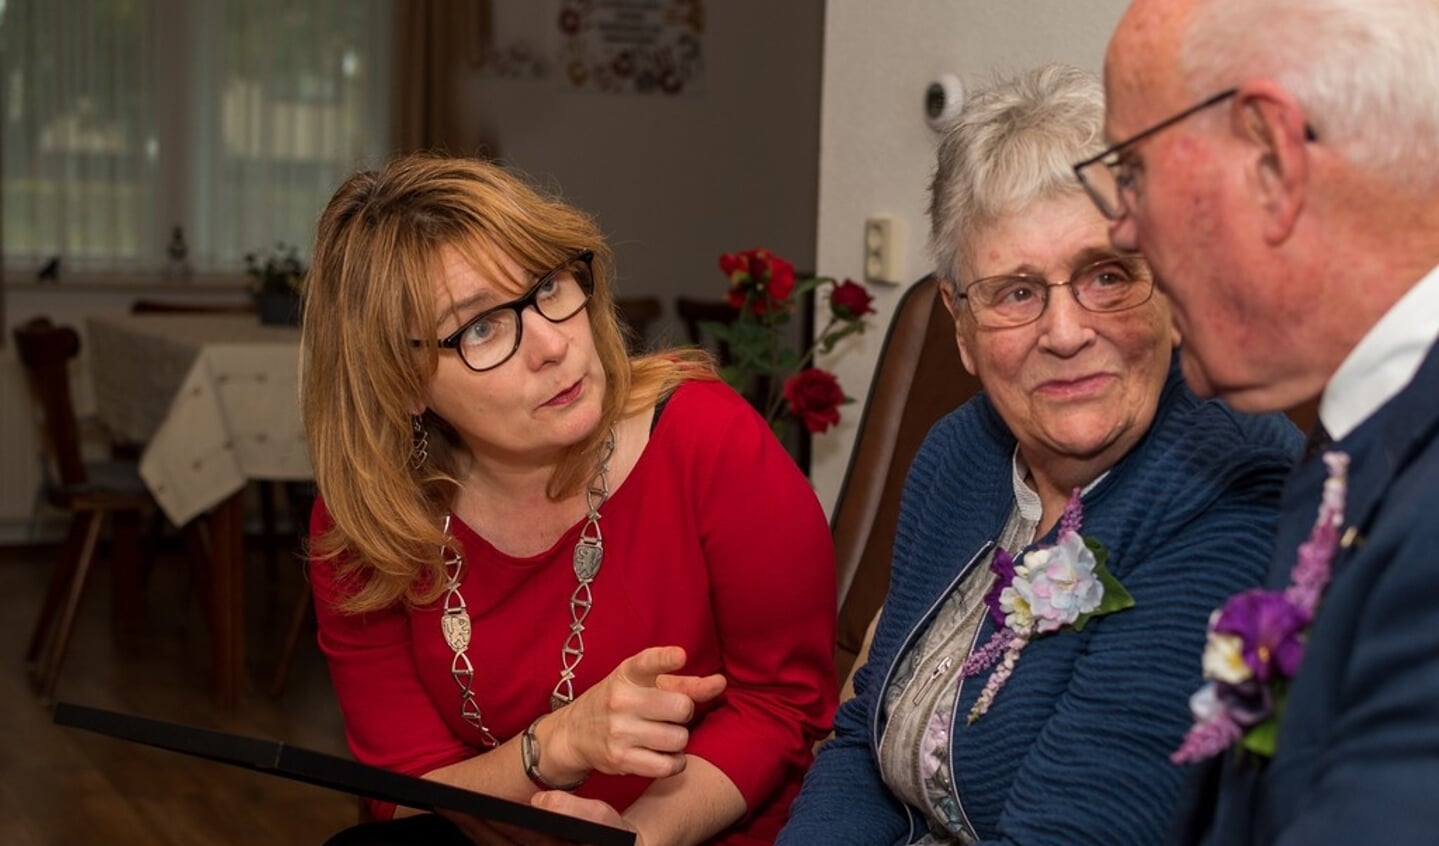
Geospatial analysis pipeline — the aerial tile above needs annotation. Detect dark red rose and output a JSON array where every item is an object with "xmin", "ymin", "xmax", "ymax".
[
  {"xmin": 765, "ymin": 253, "xmax": 796, "ymax": 304},
  {"xmin": 718, "ymin": 251, "xmax": 747, "ymax": 278},
  {"xmin": 830, "ymin": 279, "xmax": 874, "ymax": 320},
  {"xmin": 719, "ymin": 248, "xmax": 797, "ymax": 316},
  {"xmin": 784, "ymin": 368, "xmax": 845, "ymax": 434}
]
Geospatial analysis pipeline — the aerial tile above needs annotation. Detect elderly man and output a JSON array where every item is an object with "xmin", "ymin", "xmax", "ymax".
[{"xmin": 1079, "ymin": 0, "xmax": 1439, "ymax": 843}]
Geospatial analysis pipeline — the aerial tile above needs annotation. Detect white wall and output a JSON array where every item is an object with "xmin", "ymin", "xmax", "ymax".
[{"xmin": 809, "ymin": 0, "xmax": 1129, "ymax": 513}]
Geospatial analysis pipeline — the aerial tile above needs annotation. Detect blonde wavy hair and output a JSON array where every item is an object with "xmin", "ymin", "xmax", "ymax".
[{"xmin": 303, "ymin": 153, "xmax": 713, "ymax": 613}]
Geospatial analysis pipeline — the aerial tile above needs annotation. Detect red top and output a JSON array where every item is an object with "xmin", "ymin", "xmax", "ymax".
[{"xmin": 311, "ymin": 379, "xmax": 838, "ymax": 843}]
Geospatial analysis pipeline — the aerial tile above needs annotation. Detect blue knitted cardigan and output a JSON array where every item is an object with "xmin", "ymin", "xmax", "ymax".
[{"xmin": 781, "ymin": 363, "xmax": 1301, "ymax": 845}]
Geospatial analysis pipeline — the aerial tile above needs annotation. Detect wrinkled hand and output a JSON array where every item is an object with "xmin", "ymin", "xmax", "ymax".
[{"xmin": 549, "ymin": 645, "xmax": 725, "ymax": 780}]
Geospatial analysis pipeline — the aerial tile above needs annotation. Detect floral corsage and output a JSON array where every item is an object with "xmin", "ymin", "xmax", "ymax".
[
  {"xmin": 1171, "ymin": 451, "xmax": 1350, "ymax": 764},
  {"xmin": 961, "ymin": 488, "xmax": 1135, "ymax": 723}
]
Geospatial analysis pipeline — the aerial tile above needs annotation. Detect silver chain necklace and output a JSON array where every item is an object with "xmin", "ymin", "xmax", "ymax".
[{"xmin": 439, "ymin": 428, "xmax": 616, "ymax": 746}]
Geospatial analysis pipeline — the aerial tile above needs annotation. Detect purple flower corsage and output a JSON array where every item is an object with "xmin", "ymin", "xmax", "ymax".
[
  {"xmin": 1172, "ymin": 451, "xmax": 1350, "ymax": 763},
  {"xmin": 961, "ymin": 489, "xmax": 1134, "ymax": 723}
]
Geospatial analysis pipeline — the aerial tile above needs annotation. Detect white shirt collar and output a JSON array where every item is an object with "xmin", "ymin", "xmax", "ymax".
[
  {"xmin": 1321, "ymin": 264, "xmax": 1439, "ymax": 440},
  {"xmin": 1011, "ymin": 449, "xmax": 1108, "ymax": 524}
]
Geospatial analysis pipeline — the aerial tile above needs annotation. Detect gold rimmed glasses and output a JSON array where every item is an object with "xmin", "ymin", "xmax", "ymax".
[{"xmin": 957, "ymin": 254, "xmax": 1154, "ymax": 329}]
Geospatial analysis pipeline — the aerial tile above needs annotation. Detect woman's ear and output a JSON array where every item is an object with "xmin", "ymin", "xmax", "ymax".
[{"xmin": 939, "ymin": 281, "xmax": 979, "ymax": 376}]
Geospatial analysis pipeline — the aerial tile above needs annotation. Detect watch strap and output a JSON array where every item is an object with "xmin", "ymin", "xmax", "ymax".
[{"xmin": 521, "ymin": 715, "xmax": 588, "ymax": 791}]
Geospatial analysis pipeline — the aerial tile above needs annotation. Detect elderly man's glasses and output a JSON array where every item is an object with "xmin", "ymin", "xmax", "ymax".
[
  {"xmin": 958, "ymin": 255, "xmax": 1154, "ymax": 329},
  {"xmin": 412, "ymin": 250, "xmax": 595, "ymax": 372},
  {"xmin": 1074, "ymin": 88, "xmax": 1239, "ymax": 220}
]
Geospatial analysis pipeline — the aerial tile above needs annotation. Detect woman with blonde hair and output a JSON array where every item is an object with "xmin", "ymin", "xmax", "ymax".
[{"xmin": 304, "ymin": 153, "xmax": 836, "ymax": 845}]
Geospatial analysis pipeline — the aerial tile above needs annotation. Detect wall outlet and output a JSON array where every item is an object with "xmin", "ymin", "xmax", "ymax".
[{"xmin": 863, "ymin": 215, "xmax": 903, "ymax": 285}]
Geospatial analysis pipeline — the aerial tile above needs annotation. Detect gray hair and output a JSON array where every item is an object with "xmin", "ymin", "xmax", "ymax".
[
  {"xmin": 927, "ymin": 64, "xmax": 1106, "ymax": 288},
  {"xmin": 1181, "ymin": 0, "xmax": 1439, "ymax": 192}
]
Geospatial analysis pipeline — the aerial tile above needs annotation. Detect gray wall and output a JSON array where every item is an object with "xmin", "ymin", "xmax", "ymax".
[
  {"xmin": 451, "ymin": 0, "xmax": 826, "ymax": 344},
  {"xmin": 809, "ymin": 0, "xmax": 1130, "ymax": 513}
]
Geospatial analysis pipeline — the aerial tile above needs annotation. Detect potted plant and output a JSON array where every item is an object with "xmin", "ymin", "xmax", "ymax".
[{"xmin": 245, "ymin": 242, "xmax": 306, "ymax": 326}]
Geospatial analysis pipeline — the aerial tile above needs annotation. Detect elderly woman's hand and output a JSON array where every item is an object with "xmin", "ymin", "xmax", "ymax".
[{"xmin": 543, "ymin": 646, "xmax": 726, "ymax": 782}]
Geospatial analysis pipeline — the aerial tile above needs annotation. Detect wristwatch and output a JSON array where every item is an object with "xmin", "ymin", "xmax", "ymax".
[{"xmin": 521, "ymin": 715, "xmax": 588, "ymax": 791}]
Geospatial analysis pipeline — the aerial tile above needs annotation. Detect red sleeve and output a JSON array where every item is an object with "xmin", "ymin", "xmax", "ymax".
[
  {"xmin": 667, "ymin": 381, "xmax": 839, "ymax": 813},
  {"xmin": 309, "ymin": 500, "xmax": 473, "ymax": 820}
]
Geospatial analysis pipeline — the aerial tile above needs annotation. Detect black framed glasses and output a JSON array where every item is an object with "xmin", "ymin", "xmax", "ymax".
[
  {"xmin": 1074, "ymin": 88, "xmax": 1239, "ymax": 220},
  {"xmin": 412, "ymin": 250, "xmax": 595, "ymax": 372},
  {"xmin": 957, "ymin": 254, "xmax": 1154, "ymax": 329}
]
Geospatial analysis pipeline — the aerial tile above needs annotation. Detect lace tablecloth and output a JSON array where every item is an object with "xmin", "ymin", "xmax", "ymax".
[{"xmin": 87, "ymin": 314, "xmax": 310, "ymax": 525}]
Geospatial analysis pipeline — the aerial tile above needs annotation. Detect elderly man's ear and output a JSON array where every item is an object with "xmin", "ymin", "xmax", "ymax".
[
  {"xmin": 939, "ymin": 280, "xmax": 980, "ymax": 377},
  {"xmin": 1234, "ymin": 82, "xmax": 1312, "ymax": 246}
]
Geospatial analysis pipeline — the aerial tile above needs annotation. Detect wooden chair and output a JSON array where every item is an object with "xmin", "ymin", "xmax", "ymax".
[
  {"xmin": 614, "ymin": 296, "xmax": 662, "ymax": 353},
  {"xmin": 130, "ymin": 298, "xmax": 255, "ymax": 315},
  {"xmin": 828, "ymin": 276, "xmax": 981, "ymax": 685},
  {"xmin": 13, "ymin": 317, "xmax": 154, "ymax": 704},
  {"xmin": 675, "ymin": 297, "xmax": 740, "ymax": 364}
]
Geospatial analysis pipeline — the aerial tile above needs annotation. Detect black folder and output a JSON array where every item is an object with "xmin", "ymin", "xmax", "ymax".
[{"xmin": 53, "ymin": 702, "xmax": 635, "ymax": 846}]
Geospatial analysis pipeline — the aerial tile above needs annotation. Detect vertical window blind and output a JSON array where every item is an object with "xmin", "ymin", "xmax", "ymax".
[{"xmin": 1, "ymin": 0, "xmax": 392, "ymax": 276}]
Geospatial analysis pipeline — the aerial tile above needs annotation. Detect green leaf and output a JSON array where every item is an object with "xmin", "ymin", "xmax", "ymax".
[
  {"xmin": 818, "ymin": 321, "xmax": 865, "ymax": 354},
  {"xmin": 717, "ymin": 364, "xmax": 747, "ymax": 392},
  {"xmin": 700, "ymin": 319, "xmax": 734, "ymax": 344},
  {"xmin": 792, "ymin": 275, "xmax": 829, "ymax": 298},
  {"xmin": 1241, "ymin": 717, "xmax": 1279, "ymax": 757},
  {"xmin": 774, "ymin": 348, "xmax": 801, "ymax": 371},
  {"xmin": 1071, "ymin": 540, "xmax": 1135, "ymax": 631}
]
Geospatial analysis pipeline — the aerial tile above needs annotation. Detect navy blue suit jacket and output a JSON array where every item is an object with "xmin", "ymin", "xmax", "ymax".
[{"xmin": 1173, "ymin": 339, "xmax": 1439, "ymax": 844}]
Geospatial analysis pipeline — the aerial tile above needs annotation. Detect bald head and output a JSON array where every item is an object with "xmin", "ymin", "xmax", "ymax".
[
  {"xmin": 1095, "ymin": 0, "xmax": 1439, "ymax": 412},
  {"xmin": 1104, "ymin": 0, "xmax": 1198, "ymax": 135}
]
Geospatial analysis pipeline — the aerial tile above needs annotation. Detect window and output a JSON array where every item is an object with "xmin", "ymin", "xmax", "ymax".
[{"xmin": 1, "ymin": 0, "xmax": 392, "ymax": 278}]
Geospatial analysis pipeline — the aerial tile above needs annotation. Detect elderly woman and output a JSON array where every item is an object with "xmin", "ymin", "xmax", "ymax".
[
  {"xmin": 779, "ymin": 65, "xmax": 1301, "ymax": 845},
  {"xmin": 303, "ymin": 153, "xmax": 837, "ymax": 845}
]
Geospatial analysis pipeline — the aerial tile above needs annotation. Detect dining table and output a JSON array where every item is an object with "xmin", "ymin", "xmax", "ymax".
[{"xmin": 86, "ymin": 313, "xmax": 310, "ymax": 707}]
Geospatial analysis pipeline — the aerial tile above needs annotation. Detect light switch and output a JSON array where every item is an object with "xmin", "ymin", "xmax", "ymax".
[{"xmin": 863, "ymin": 216, "xmax": 903, "ymax": 285}]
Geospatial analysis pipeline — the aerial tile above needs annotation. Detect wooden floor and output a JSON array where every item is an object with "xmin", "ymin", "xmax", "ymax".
[{"xmin": 0, "ymin": 536, "xmax": 358, "ymax": 845}]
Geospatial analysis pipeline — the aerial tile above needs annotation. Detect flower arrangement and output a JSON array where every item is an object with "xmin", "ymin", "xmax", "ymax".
[
  {"xmin": 708, "ymin": 248, "xmax": 875, "ymax": 436},
  {"xmin": 1171, "ymin": 451, "xmax": 1349, "ymax": 763},
  {"xmin": 962, "ymin": 489, "xmax": 1134, "ymax": 723},
  {"xmin": 244, "ymin": 242, "xmax": 306, "ymax": 295}
]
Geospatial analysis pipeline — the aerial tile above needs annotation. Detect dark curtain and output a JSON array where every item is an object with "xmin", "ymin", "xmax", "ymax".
[{"xmin": 392, "ymin": 0, "xmax": 491, "ymax": 154}]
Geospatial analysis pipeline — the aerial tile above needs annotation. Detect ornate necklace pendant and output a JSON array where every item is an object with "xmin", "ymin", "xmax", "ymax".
[
  {"xmin": 573, "ymin": 537, "xmax": 603, "ymax": 582},
  {"xmin": 441, "ymin": 608, "xmax": 472, "ymax": 652}
]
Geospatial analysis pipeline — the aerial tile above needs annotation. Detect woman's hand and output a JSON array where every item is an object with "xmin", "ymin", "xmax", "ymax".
[
  {"xmin": 534, "ymin": 792, "xmax": 644, "ymax": 845},
  {"xmin": 544, "ymin": 646, "xmax": 726, "ymax": 781},
  {"xmin": 439, "ymin": 794, "xmax": 641, "ymax": 845}
]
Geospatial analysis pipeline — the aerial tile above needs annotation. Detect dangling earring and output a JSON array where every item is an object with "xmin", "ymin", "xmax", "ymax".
[{"xmin": 409, "ymin": 415, "xmax": 429, "ymax": 470}]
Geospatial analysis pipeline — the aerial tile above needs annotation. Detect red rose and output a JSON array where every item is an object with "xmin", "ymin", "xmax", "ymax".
[
  {"xmin": 766, "ymin": 254, "xmax": 796, "ymax": 304},
  {"xmin": 718, "ymin": 251, "xmax": 747, "ymax": 278},
  {"xmin": 783, "ymin": 367, "xmax": 845, "ymax": 434},
  {"xmin": 830, "ymin": 279, "xmax": 874, "ymax": 320},
  {"xmin": 720, "ymin": 248, "xmax": 797, "ymax": 316}
]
